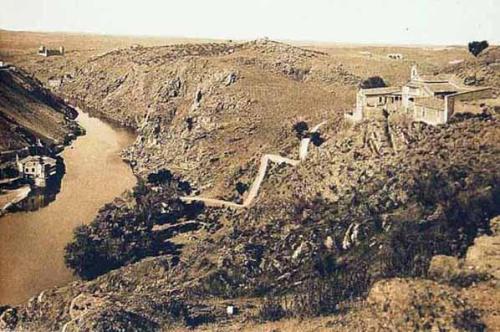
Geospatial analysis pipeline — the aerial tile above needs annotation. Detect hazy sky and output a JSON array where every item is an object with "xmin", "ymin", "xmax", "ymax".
[{"xmin": 1, "ymin": 0, "xmax": 498, "ymax": 45}]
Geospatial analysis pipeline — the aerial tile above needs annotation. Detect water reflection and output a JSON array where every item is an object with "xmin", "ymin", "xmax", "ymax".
[
  {"xmin": 8, "ymin": 158, "xmax": 65, "ymax": 212},
  {"xmin": 0, "ymin": 111, "xmax": 137, "ymax": 306}
]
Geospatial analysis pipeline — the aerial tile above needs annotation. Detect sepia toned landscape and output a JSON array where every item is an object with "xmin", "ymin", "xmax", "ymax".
[{"xmin": 0, "ymin": 6, "xmax": 499, "ymax": 331}]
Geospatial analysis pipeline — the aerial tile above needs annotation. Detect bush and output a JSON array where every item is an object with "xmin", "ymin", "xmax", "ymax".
[
  {"xmin": 147, "ymin": 169, "xmax": 173, "ymax": 184},
  {"xmin": 65, "ymin": 171, "xmax": 203, "ymax": 279},
  {"xmin": 468, "ymin": 41, "xmax": 489, "ymax": 57},
  {"xmin": 235, "ymin": 181, "xmax": 249, "ymax": 195},
  {"xmin": 453, "ymin": 309, "xmax": 486, "ymax": 331},
  {"xmin": 360, "ymin": 76, "xmax": 386, "ymax": 89},
  {"xmin": 258, "ymin": 298, "xmax": 287, "ymax": 322},
  {"xmin": 310, "ymin": 132, "xmax": 325, "ymax": 146},
  {"xmin": 293, "ymin": 121, "xmax": 309, "ymax": 139}
]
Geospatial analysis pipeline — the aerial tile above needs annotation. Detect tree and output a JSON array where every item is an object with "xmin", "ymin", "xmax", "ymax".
[
  {"xmin": 293, "ymin": 121, "xmax": 309, "ymax": 139},
  {"xmin": 359, "ymin": 76, "xmax": 387, "ymax": 89},
  {"xmin": 65, "ymin": 170, "xmax": 204, "ymax": 279},
  {"xmin": 468, "ymin": 41, "xmax": 489, "ymax": 57}
]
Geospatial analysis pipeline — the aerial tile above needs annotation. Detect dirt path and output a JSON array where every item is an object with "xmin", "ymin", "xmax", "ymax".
[{"xmin": 180, "ymin": 121, "xmax": 326, "ymax": 208}]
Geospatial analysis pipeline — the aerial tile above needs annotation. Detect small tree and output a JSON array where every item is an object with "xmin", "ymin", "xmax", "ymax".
[
  {"xmin": 468, "ymin": 41, "xmax": 489, "ymax": 57},
  {"xmin": 293, "ymin": 121, "xmax": 309, "ymax": 139},
  {"xmin": 359, "ymin": 76, "xmax": 387, "ymax": 89}
]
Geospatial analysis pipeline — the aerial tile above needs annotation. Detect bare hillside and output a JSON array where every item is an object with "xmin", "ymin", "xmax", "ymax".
[
  {"xmin": 0, "ymin": 67, "xmax": 79, "ymax": 152},
  {"xmin": 0, "ymin": 33, "xmax": 499, "ymax": 331}
]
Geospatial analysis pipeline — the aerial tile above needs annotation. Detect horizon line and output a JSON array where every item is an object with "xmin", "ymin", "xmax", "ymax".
[{"xmin": 2, "ymin": 27, "xmax": 495, "ymax": 49}]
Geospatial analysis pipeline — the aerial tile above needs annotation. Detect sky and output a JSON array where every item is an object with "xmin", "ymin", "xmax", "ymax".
[{"xmin": 0, "ymin": 0, "xmax": 499, "ymax": 45}]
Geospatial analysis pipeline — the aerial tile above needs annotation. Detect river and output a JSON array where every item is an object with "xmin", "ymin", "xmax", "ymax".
[{"xmin": 0, "ymin": 111, "xmax": 137, "ymax": 305}]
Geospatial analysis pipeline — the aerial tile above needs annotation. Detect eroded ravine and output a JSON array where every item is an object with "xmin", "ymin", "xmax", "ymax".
[{"xmin": 0, "ymin": 111, "xmax": 136, "ymax": 305}]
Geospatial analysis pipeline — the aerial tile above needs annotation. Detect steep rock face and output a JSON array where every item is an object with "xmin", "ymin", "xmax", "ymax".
[{"xmin": 0, "ymin": 67, "xmax": 80, "ymax": 152}]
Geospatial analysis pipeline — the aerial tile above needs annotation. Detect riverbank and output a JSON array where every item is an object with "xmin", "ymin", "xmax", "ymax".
[{"xmin": 0, "ymin": 111, "xmax": 137, "ymax": 306}]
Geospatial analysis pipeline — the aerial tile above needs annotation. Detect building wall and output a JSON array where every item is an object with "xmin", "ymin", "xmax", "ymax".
[
  {"xmin": 413, "ymin": 106, "xmax": 446, "ymax": 125},
  {"xmin": 402, "ymin": 86, "xmax": 426, "ymax": 109},
  {"xmin": 447, "ymin": 88, "xmax": 492, "ymax": 117},
  {"xmin": 450, "ymin": 88, "xmax": 492, "ymax": 102},
  {"xmin": 453, "ymin": 101, "xmax": 483, "ymax": 114}
]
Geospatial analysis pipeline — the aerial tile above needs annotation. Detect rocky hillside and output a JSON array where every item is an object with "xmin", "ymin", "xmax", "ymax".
[
  {"xmin": 49, "ymin": 40, "xmax": 362, "ymax": 197},
  {"xmin": 1, "ymin": 39, "xmax": 499, "ymax": 331},
  {"xmin": 3, "ymin": 108, "xmax": 499, "ymax": 331},
  {"xmin": 0, "ymin": 66, "xmax": 80, "ymax": 152},
  {"xmin": 445, "ymin": 46, "xmax": 500, "ymax": 91}
]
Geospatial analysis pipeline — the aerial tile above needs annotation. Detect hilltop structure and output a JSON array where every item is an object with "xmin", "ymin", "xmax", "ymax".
[
  {"xmin": 348, "ymin": 65, "xmax": 492, "ymax": 125},
  {"xmin": 387, "ymin": 53, "xmax": 404, "ymax": 60},
  {"xmin": 38, "ymin": 45, "xmax": 65, "ymax": 57}
]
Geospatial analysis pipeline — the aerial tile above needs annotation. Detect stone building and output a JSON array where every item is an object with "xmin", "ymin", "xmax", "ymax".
[
  {"xmin": 38, "ymin": 45, "xmax": 65, "ymax": 57},
  {"xmin": 403, "ymin": 65, "xmax": 491, "ymax": 125},
  {"xmin": 16, "ymin": 155, "xmax": 57, "ymax": 187},
  {"xmin": 347, "ymin": 87, "xmax": 402, "ymax": 121},
  {"xmin": 347, "ymin": 65, "xmax": 491, "ymax": 126},
  {"xmin": 387, "ymin": 53, "xmax": 404, "ymax": 60}
]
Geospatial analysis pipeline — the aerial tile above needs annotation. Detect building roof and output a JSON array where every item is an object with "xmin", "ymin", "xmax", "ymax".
[
  {"xmin": 414, "ymin": 97, "xmax": 445, "ymax": 110},
  {"xmin": 19, "ymin": 155, "xmax": 57, "ymax": 166},
  {"xmin": 417, "ymin": 74, "xmax": 454, "ymax": 83},
  {"xmin": 360, "ymin": 87, "xmax": 401, "ymax": 96},
  {"xmin": 423, "ymin": 82, "xmax": 462, "ymax": 94}
]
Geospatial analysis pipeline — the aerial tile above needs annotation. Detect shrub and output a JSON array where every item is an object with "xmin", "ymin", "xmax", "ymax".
[
  {"xmin": 65, "ymin": 170, "xmax": 203, "ymax": 279},
  {"xmin": 453, "ymin": 309, "xmax": 486, "ymax": 331},
  {"xmin": 310, "ymin": 132, "xmax": 325, "ymax": 146},
  {"xmin": 235, "ymin": 181, "xmax": 249, "ymax": 195},
  {"xmin": 258, "ymin": 298, "xmax": 287, "ymax": 322},
  {"xmin": 293, "ymin": 121, "xmax": 309, "ymax": 139},
  {"xmin": 360, "ymin": 76, "xmax": 387, "ymax": 89},
  {"xmin": 147, "ymin": 168, "xmax": 173, "ymax": 184}
]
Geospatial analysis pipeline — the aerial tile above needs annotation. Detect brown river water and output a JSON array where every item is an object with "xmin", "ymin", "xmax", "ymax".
[{"xmin": 0, "ymin": 111, "xmax": 136, "ymax": 305}]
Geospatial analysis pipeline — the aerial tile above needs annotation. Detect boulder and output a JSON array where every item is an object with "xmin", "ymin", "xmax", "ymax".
[
  {"xmin": 465, "ymin": 235, "xmax": 500, "ymax": 279},
  {"xmin": 368, "ymin": 278, "xmax": 484, "ymax": 331},
  {"xmin": 428, "ymin": 255, "xmax": 461, "ymax": 281}
]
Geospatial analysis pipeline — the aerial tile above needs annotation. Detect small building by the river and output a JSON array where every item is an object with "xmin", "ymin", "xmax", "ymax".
[{"xmin": 16, "ymin": 155, "xmax": 57, "ymax": 187}]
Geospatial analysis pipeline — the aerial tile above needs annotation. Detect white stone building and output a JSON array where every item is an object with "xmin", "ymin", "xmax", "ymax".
[
  {"xmin": 347, "ymin": 66, "xmax": 492, "ymax": 126},
  {"xmin": 16, "ymin": 155, "xmax": 57, "ymax": 187}
]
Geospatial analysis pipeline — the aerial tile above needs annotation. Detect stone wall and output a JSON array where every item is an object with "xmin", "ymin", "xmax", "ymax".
[
  {"xmin": 448, "ymin": 88, "xmax": 492, "ymax": 116},
  {"xmin": 413, "ymin": 106, "xmax": 445, "ymax": 125}
]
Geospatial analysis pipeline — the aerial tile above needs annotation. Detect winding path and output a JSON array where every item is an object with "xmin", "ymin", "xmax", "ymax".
[{"xmin": 180, "ymin": 121, "xmax": 326, "ymax": 209}]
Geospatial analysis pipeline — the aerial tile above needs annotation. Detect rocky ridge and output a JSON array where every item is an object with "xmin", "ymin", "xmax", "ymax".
[{"xmin": 0, "ymin": 66, "xmax": 80, "ymax": 152}]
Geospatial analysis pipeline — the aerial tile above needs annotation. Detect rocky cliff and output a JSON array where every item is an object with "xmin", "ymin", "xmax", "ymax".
[{"xmin": 0, "ymin": 66, "xmax": 80, "ymax": 152}]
